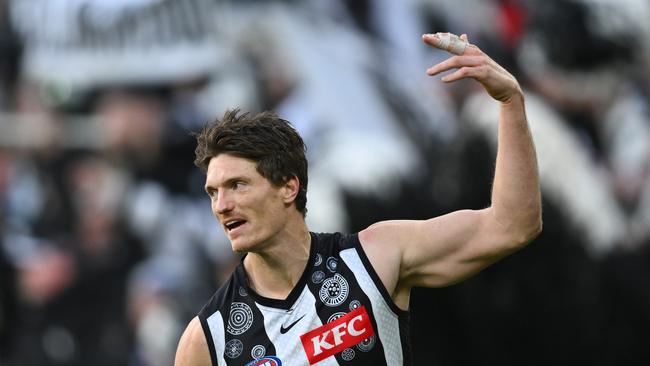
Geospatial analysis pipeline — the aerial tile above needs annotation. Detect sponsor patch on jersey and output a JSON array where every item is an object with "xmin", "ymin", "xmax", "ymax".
[
  {"xmin": 244, "ymin": 356, "xmax": 282, "ymax": 366},
  {"xmin": 300, "ymin": 306, "xmax": 375, "ymax": 364}
]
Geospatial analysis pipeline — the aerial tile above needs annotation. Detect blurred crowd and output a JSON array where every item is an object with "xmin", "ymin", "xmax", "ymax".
[{"xmin": 1, "ymin": 0, "xmax": 650, "ymax": 365}]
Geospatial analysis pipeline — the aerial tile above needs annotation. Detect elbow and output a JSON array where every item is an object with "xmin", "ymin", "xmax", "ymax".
[
  {"xmin": 527, "ymin": 217, "xmax": 543, "ymax": 243},
  {"xmin": 529, "ymin": 204, "xmax": 543, "ymax": 240},
  {"xmin": 488, "ymin": 205, "xmax": 542, "ymax": 252},
  {"xmin": 513, "ymin": 215, "xmax": 542, "ymax": 249}
]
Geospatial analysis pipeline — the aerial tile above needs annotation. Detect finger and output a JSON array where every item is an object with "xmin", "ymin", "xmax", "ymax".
[
  {"xmin": 426, "ymin": 55, "xmax": 483, "ymax": 76},
  {"xmin": 441, "ymin": 65, "xmax": 487, "ymax": 83},
  {"xmin": 460, "ymin": 34, "xmax": 468, "ymax": 42},
  {"xmin": 422, "ymin": 32, "xmax": 468, "ymax": 55}
]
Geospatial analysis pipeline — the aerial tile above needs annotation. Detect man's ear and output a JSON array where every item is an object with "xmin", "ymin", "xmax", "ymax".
[{"xmin": 281, "ymin": 175, "xmax": 300, "ymax": 204}]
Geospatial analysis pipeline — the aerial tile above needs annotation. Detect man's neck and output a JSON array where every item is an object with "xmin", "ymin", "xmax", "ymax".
[{"xmin": 243, "ymin": 223, "xmax": 311, "ymax": 300}]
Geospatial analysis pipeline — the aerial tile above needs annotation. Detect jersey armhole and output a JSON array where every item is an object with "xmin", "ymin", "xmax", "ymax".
[
  {"xmin": 348, "ymin": 233, "xmax": 410, "ymax": 317},
  {"xmin": 198, "ymin": 312, "xmax": 218, "ymax": 366}
]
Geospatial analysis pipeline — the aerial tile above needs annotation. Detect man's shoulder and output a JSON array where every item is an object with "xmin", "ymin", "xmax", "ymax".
[{"xmin": 175, "ymin": 317, "xmax": 211, "ymax": 366}]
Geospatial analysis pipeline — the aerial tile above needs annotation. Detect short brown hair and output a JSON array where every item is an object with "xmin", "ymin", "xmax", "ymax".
[{"xmin": 194, "ymin": 109, "xmax": 308, "ymax": 216}]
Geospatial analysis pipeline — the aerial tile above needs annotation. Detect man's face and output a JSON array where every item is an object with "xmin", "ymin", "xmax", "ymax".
[{"xmin": 205, "ymin": 154, "xmax": 291, "ymax": 252}]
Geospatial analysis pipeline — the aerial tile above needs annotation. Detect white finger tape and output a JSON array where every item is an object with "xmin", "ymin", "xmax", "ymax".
[{"xmin": 437, "ymin": 33, "xmax": 467, "ymax": 55}]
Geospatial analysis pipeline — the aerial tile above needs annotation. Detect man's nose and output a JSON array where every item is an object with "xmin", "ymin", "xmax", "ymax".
[{"xmin": 214, "ymin": 191, "xmax": 234, "ymax": 214}]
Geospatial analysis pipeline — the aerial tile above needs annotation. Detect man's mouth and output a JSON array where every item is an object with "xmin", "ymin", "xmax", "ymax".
[{"xmin": 225, "ymin": 219, "xmax": 247, "ymax": 232}]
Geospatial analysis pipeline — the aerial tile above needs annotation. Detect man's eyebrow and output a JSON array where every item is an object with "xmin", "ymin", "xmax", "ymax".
[
  {"xmin": 224, "ymin": 176, "xmax": 249, "ymax": 185},
  {"xmin": 204, "ymin": 176, "xmax": 249, "ymax": 193}
]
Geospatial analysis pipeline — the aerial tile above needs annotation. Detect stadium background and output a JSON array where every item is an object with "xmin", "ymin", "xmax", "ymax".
[{"xmin": 1, "ymin": 0, "xmax": 650, "ymax": 365}]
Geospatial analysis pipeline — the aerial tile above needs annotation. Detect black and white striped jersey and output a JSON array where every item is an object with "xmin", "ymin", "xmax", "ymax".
[{"xmin": 198, "ymin": 232, "xmax": 411, "ymax": 366}]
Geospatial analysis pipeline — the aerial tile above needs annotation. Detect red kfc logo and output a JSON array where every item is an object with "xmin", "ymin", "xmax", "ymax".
[{"xmin": 300, "ymin": 306, "xmax": 375, "ymax": 364}]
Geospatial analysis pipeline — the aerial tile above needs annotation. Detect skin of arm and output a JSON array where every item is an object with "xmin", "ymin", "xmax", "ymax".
[
  {"xmin": 360, "ymin": 33, "xmax": 542, "ymax": 310},
  {"xmin": 175, "ymin": 317, "xmax": 212, "ymax": 366}
]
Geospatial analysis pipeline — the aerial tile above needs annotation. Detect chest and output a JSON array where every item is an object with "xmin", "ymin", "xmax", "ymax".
[{"xmin": 221, "ymin": 263, "xmax": 383, "ymax": 365}]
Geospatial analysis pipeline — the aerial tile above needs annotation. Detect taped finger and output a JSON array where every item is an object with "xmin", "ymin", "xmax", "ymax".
[{"xmin": 436, "ymin": 33, "xmax": 468, "ymax": 55}]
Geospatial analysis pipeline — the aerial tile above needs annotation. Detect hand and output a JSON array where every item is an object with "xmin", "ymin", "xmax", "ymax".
[{"xmin": 422, "ymin": 33, "xmax": 522, "ymax": 103}]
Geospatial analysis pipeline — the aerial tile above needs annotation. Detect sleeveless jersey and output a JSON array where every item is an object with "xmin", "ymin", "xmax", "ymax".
[{"xmin": 197, "ymin": 232, "xmax": 411, "ymax": 365}]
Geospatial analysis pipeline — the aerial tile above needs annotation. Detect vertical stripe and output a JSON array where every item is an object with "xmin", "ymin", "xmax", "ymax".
[
  {"xmin": 207, "ymin": 310, "xmax": 227, "ymax": 365},
  {"xmin": 255, "ymin": 286, "xmax": 340, "ymax": 366},
  {"xmin": 340, "ymin": 249, "xmax": 403, "ymax": 365}
]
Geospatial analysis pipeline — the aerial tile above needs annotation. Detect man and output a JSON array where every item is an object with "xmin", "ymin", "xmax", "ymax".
[{"xmin": 175, "ymin": 33, "xmax": 541, "ymax": 366}]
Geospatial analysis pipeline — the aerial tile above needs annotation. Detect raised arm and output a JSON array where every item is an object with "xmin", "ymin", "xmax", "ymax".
[{"xmin": 359, "ymin": 33, "xmax": 542, "ymax": 309}]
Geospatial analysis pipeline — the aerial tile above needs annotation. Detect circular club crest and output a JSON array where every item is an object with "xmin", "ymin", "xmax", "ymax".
[
  {"xmin": 251, "ymin": 344, "xmax": 266, "ymax": 359},
  {"xmin": 348, "ymin": 300, "xmax": 361, "ymax": 311},
  {"xmin": 341, "ymin": 348, "xmax": 356, "ymax": 361},
  {"xmin": 311, "ymin": 270, "xmax": 326, "ymax": 284},
  {"xmin": 327, "ymin": 312, "xmax": 347, "ymax": 323},
  {"xmin": 356, "ymin": 335, "xmax": 376, "ymax": 352},
  {"xmin": 314, "ymin": 253, "xmax": 323, "ymax": 266},
  {"xmin": 224, "ymin": 339, "xmax": 243, "ymax": 359},
  {"xmin": 227, "ymin": 302, "xmax": 254, "ymax": 335},
  {"xmin": 239, "ymin": 286, "xmax": 248, "ymax": 297},
  {"xmin": 319, "ymin": 274, "xmax": 349, "ymax": 307},
  {"xmin": 326, "ymin": 257, "xmax": 338, "ymax": 272}
]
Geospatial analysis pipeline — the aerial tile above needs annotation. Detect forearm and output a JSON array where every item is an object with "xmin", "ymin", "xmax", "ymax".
[
  {"xmin": 490, "ymin": 91, "xmax": 542, "ymax": 243},
  {"xmin": 421, "ymin": 32, "xmax": 541, "ymax": 242}
]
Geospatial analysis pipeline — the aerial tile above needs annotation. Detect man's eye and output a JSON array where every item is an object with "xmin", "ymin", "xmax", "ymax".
[{"xmin": 233, "ymin": 182, "xmax": 244, "ymax": 190}]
